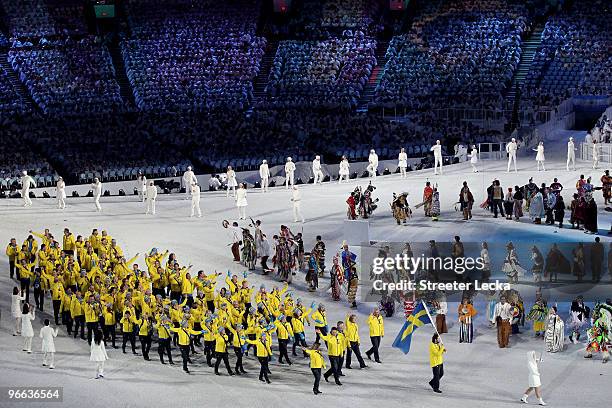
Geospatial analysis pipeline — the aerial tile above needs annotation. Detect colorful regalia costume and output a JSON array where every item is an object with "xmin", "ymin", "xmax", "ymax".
[
  {"xmin": 527, "ymin": 300, "xmax": 548, "ymax": 336},
  {"xmin": 458, "ymin": 303, "xmax": 477, "ymax": 343},
  {"xmin": 241, "ymin": 230, "xmax": 256, "ymax": 270},
  {"xmin": 305, "ymin": 253, "xmax": 319, "ymax": 292},
  {"xmin": 341, "ymin": 248, "xmax": 358, "ymax": 307},
  {"xmin": 330, "ymin": 253, "xmax": 344, "ymax": 301},
  {"xmin": 585, "ymin": 303, "xmax": 611, "ymax": 363}
]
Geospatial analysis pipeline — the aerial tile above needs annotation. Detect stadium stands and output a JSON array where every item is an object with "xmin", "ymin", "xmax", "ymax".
[{"xmin": 0, "ymin": 0, "xmax": 87, "ymax": 38}]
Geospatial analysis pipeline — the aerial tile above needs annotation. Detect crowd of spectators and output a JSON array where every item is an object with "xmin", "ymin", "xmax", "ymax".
[
  {"xmin": 0, "ymin": 118, "xmax": 56, "ymax": 190},
  {"xmin": 8, "ymin": 36, "xmax": 125, "ymax": 114},
  {"xmin": 0, "ymin": 66, "xmax": 29, "ymax": 115},
  {"xmin": 121, "ymin": 0, "xmax": 266, "ymax": 112},
  {"xmin": 0, "ymin": 0, "xmax": 87, "ymax": 39},
  {"xmin": 374, "ymin": 0, "xmax": 529, "ymax": 112},
  {"xmin": 520, "ymin": 0, "xmax": 612, "ymax": 114},
  {"xmin": 263, "ymin": 34, "xmax": 376, "ymax": 109},
  {"xmin": 270, "ymin": 0, "xmax": 385, "ymax": 39}
]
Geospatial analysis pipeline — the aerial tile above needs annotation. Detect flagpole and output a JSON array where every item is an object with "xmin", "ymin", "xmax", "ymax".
[{"xmin": 421, "ymin": 299, "xmax": 443, "ymax": 344}]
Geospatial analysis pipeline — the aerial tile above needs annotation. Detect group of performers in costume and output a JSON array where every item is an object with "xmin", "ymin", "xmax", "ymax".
[{"xmin": 346, "ymin": 183, "xmax": 379, "ymax": 220}]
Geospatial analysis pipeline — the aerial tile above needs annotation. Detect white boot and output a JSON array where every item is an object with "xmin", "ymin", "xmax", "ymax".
[
  {"xmin": 521, "ymin": 395, "xmax": 528, "ymax": 404},
  {"xmin": 538, "ymin": 398, "xmax": 546, "ymax": 406}
]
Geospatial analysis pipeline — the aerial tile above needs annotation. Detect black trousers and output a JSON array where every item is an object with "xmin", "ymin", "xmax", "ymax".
[
  {"xmin": 346, "ymin": 341, "xmax": 366, "ymax": 368},
  {"xmin": 52, "ymin": 300, "xmax": 61, "ymax": 324},
  {"xmin": 312, "ymin": 368, "xmax": 322, "ymax": 392},
  {"xmin": 122, "ymin": 332, "xmax": 136, "ymax": 353},
  {"xmin": 158, "ymin": 338, "xmax": 172, "ymax": 363},
  {"xmin": 20, "ymin": 278, "xmax": 31, "ymax": 304},
  {"xmin": 170, "ymin": 290, "xmax": 181, "ymax": 303},
  {"xmin": 492, "ymin": 199, "xmax": 504, "ymax": 217},
  {"xmin": 180, "ymin": 345, "xmax": 190, "ymax": 371},
  {"xmin": 86, "ymin": 321, "xmax": 99, "ymax": 344},
  {"xmin": 324, "ymin": 356, "xmax": 341, "ymax": 383},
  {"xmin": 258, "ymin": 357, "xmax": 270, "ymax": 381},
  {"xmin": 33, "ymin": 287, "xmax": 44, "ymax": 311},
  {"xmin": 104, "ymin": 324, "xmax": 116, "ymax": 347},
  {"xmin": 366, "ymin": 336, "xmax": 381, "ymax": 362},
  {"xmin": 152, "ymin": 288, "xmax": 165, "ymax": 298},
  {"xmin": 278, "ymin": 339, "xmax": 291, "ymax": 363},
  {"xmin": 292, "ymin": 333, "xmax": 307, "ymax": 356},
  {"xmin": 204, "ymin": 341, "xmax": 215, "ymax": 366},
  {"xmin": 429, "ymin": 364, "xmax": 444, "ymax": 391},
  {"xmin": 62, "ymin": 311, "xmax": 72, "ymax": 334},
  {"xmin": 206, "ymin": 300, "xmax": 215, "ymax": 313},
  {"xmin": 215, "ymin": 351, "xmax": 233, "ymax": 374},
  {"xmin": 234, "ymin": 346, "xmax": 245, "ymax": 372},
  {"xmin": 73, "ymin": 315, "xmax": 85, "ymax": 339},
  {"xmin": 9, "ymin": 260, "xmax": 15, "ymax": 279},
  {"xmin": 139, "ymin": 335, "xmax": 152, "ymax": 359},
  {"xmin": 261, "ymin": 256, "xmax": 269, "ymax": 270}
]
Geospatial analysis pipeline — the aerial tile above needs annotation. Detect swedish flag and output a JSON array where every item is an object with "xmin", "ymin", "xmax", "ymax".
[{"xmin": 392, "ymin": 302, "xmax": 431, "ymax": 354}]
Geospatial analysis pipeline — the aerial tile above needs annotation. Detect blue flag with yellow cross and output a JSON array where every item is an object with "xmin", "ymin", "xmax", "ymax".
[{"xmin": 392, "ymin": 301, "xmax": 431, "ymax": 354}]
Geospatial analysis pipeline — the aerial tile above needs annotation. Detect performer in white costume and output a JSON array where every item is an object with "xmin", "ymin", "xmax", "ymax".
[
  {"xmin": 259, "ymin": 160, "xmax": 270, "ymax": 192},
  {"xmin": 137, "ymin": 173, "xmax": 146, "ymax": 202},
  {"xmin": 56, "ymin": 176, "xmax": 66, "ymax": 209},
  {"xmin": 338, "ymin": 156, "xmax": 350, "ymax": 183},
  {"xmin": 566, "ymin": 137, "xmax": 576, "ymax": 171},
  {"xmin": 145, "ymin": 181, "xmax": 157, "ymax": 215},
  {"xmin": 398, "ymin": 148, "xmax": 408, "ymax": 178},
  {"xmin": 91, "ymin": 178, "xmax": 102, "ymax": 212},
  {"xmin": 226, "ymin": 166, "xmax": 237, "ymax": 198},
  {"xmin": 312, "ymin": 155, "xmax": 324, "ymax": 184},
  {"xmin": 285, "ymin": 157, "xmax": 296, "ymax": 189},
  {"xmin": 430, "ymin": 140, "xmax": 443, "ymax": 175},
  {"xmin": 20, "ymin": 170, "xmax": 36, "ymax": 207},
  {"xmin": 592, "ymin": 140, "xmax": 600, "ymax": 169},
  {"xmin": 236, "ymin": 183, "xmax": 248, "ymax": 220},
  {"xmin": 190, "ymin": 183, "xmax": 202, "ymax": 218},
  {"xmin": 40, "ymin": 319, "xmax": 58, "ymax": 369},
  {"xmin": 506, "ymin": 138, "xmax": 518, "ymax": 173},
  {"xmin": 182, "ymin": 166, "xmax": 197, "ymax": 200},
  {"xmin": 291, "ymin": 185, "xmax": 305, "ymax": 223},
  {"xmin": 469, "ymin": 145, "xmax": 479, "ymax": 173},
  {"xmin": 367, "ymin": 149, "xmax": 378, "ymax": 179},
  {"xmin": 533, "ymin": 141, "xmax": 546, "ymax": 171}
]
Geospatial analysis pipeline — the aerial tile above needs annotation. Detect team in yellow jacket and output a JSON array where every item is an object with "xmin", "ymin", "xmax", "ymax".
[{"xmin": 5, "ymin": 227, "xmax": 386, "ymax": 392}]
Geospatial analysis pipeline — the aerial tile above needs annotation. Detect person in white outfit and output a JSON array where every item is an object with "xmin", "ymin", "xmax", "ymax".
[
  {"xmin": 137, "ymin": 173, "xmax": 147, "ymax": 202},
  {"xmin": 12, "ymin": 287, "xmax": 25, "ymax": 336},
  {"xmin": 506, "ymin": 138, "xmax": 518, "ymax": 172},
  {"xmin": 21, "ymin": 303, "xmax": 35, "ymax": 353},
  {"xmin": 367, "ymin": 149, "xmax": 378, "ymax": 179},
  {"xmin": 533, "ymin": 142, "xmax": 546, "ymax": 171},
  {"xmin": 521, "ymin": 350, "xmax": 546, "ymax": 406},
  {"xmin": 56, "ymin": 176, "xmax": 66, "ymax": 209},
  {"xmin": 291, "ymin": 185, "xmax": 305, "ymax": 223},
  {"xmin": 236, "ymin": 183, "xmax": 248, "ymax": 220},
  {"xmin": 259, "ymin": 160, "xmax": 270, "ymax": 192},
  {"xmin": 338, "ymin": 156, "xmax": 350, "ymax": 183},
  {"xmin": 90, "ymin": 330, "xmax": 109, "ymax": 379},
  {"xmin": 469, "ymin": 145, "xmax": 479, "ymax": 172},
  {"xmin": 285, "ymin": 157, "xmax": 296, "ymax": 189},
  {"xmin": 190, "ymin": 183, "xmax": 202, "ymax": 218},
  {"xmin": 431, "ymin": 140, "xmax": 443, "ymax": 175},
  {"xmin": 312, "ymin": 155, "xmax": 324, "ymax": 184},
  {"xmin": 145, "ymin": 181, "xmax": 157, "ymax": 215},
  {"xmin": 20, "ymin": 170, "xmax": 36, "ymax": 207},
  {"xmin": 91, "ymin": 178, "xmax": 102, "ymax": 212},
  {"xmin": 182, "ymin": 166, "xmax": 197, "ymax": 200},
  {"xmin": 566, "ymin": 137, "xmax": 576, "ymax": 171},
  {"xmin": 592, "ymin": 140, "xmax": 600, "ymax": 169},
  {"xmin": 226, "ymin": 166, "xmax": 238, "ymax": 198},
  {"xmin": 40, "ymin": 319, "xmax": 58, "ymax": 369},
  {"xmin": 398, "ymin": 148, "xmax": 408, "ymax": 178}
]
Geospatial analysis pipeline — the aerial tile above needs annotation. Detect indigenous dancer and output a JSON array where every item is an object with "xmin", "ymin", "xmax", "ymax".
[
  {"xmin": 568, "ymin": 296, "xmax": 590, "ymax": 344},
  {"xmin": 458, "ymin": 298, "xmax": 477, "ymax": 343},
  {"xmin": 341, "ymin": 242, "xmax": 358, "ymax": 308},
  {"xmin": 330, "ymin": 254, "xmax": 344, "ymax": 301},
  {"xmin": 346, "ymin": 189, "xmax": 358, "ymax": 220},
  {"xmin": 527, "ymin": 298, "xmax": 548, "ymax": 337},
  {"xmin": 391, "ymin": 192, "xmax": 410, "ymax": 225},
  {"xmin": 544, "ymin": 306, "xmax": 564, "ymax": 353},
  {"xmin": 584, "ymin": 303, "xmax": 611, "ymax": 363}
]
